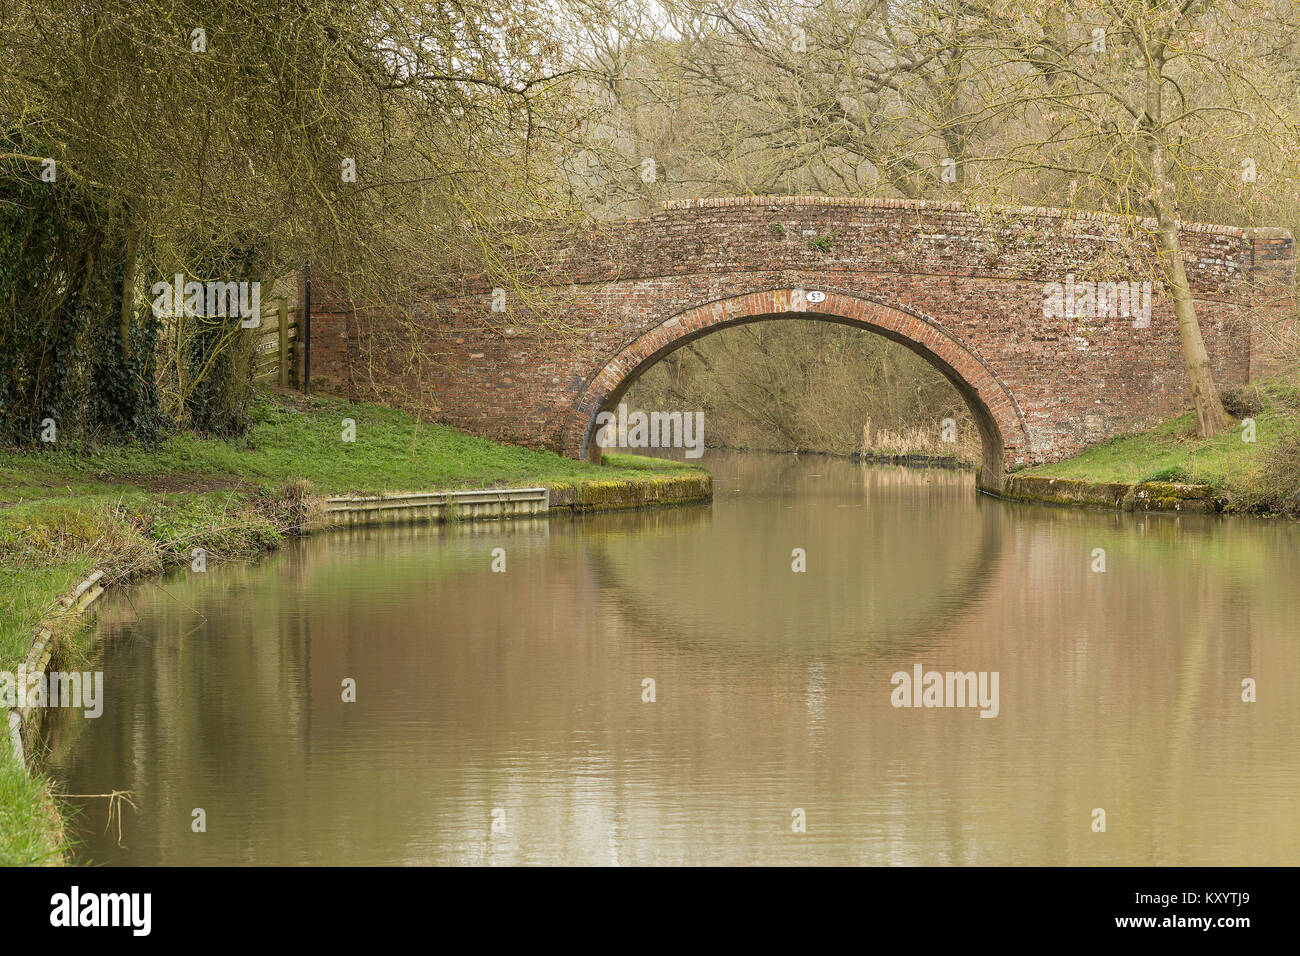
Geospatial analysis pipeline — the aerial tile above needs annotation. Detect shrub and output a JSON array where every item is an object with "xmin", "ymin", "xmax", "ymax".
[{"xmin": 1221, "ymin": 384, "xmax": 1265, "ymax": 418}]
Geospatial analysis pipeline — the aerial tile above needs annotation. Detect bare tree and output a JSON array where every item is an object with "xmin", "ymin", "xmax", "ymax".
[{"xmin": 965, "ymin": 0, "xmax": 1300, "ymax": 437}]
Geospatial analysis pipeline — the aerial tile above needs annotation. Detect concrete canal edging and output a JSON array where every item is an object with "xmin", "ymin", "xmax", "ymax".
[
  {"xmin": 314, "ymin": 487, "xmax": 550, "ymax": 528},
  {"xmin": 992, "ymin": 474, "xmax": 1221, "ymax": 513},
  {"xmin": 544, "ymin": 474, "xmax": 713, "ymax": 514},
  {"xmin": 310, "ymin": 473, "xmax": 713, "ymax": 528},
  {"xmin": 7, "ymin": 571, "xmax": 107, "ymax": 768}
]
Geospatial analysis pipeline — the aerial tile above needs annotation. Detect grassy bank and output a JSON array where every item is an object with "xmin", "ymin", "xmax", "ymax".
[
  {"xmin": 0, "ymin": 388, "xmax": 704, "ymax": 865},
  {"xmin": 1021, "ymin": 374, "xmax": 1300, "ymax": 514}
]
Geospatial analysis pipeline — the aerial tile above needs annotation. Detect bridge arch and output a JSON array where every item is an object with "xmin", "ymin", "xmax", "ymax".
[{"xmin": 566, "ymin": 288, "xmax": 1032, "ymax": 492}]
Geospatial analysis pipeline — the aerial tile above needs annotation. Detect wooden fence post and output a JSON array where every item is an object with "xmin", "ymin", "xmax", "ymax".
[
  {"xmin": 277, "ymin": 297, "xmax": 289, "ymax": 387},
  {"xmin": 303, "ymin": 262, "xmax": 312, "ymax": 397}
]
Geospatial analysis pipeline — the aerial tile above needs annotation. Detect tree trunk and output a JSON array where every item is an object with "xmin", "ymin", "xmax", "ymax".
[
  {"xmin": 1143, "ymin": 72, "xmax": 1230, "ymax": 440},
  {"xmin": 119, "ymin": 220, "xmax": 142, "ymax": 361},
  {"xmin": 1154, "ymin": 217, "xmax": 1230, "ymax": 438}
]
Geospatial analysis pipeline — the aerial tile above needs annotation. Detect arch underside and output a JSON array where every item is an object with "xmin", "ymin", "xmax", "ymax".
[{"xmin": 567, "ymin": 289, "xmax": 1030, "ymax": 492}]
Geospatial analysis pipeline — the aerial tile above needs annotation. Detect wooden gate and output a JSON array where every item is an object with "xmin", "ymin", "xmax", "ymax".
[{"xmin": 252, "ymin": 297, "xmax": 298, "ymax": 387}]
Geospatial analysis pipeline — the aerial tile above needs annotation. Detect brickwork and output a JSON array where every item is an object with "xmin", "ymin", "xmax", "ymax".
[{"xmin": 302, "ymin": 197, "xmax": 1293, "ymax": 490}]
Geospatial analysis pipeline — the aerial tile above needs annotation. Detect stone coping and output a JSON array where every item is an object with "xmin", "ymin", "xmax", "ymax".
[{"xmin": 659, "ymin": 195, "xmax": 1252, "ymax": 237}]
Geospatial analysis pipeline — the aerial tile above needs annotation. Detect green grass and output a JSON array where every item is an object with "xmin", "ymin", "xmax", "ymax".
[
  {"xmin": 0, "ymin": 391, "xmax": 703, "ymax": 504},
  {"xmin": 1025, "ymin": 375, "xmax": 1300, "ymax": 494},
  {"xmin": 0, "ymin": 757, "xmax": 64, "ymax": 866},
  {"xmin": 0, "ymin": 388, "xmax": 704, "ymax": 864}
]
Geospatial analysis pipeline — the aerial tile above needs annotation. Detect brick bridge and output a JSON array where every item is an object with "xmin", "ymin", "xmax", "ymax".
[{"xmin": 309, "ymin": 197, "xmax": 1293, "ymax": 492}]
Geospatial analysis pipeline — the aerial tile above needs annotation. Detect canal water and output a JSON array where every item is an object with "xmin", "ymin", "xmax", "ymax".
[{"xmin": 46, "ymin": 451, "xmax": 1300, "ymax": 865}]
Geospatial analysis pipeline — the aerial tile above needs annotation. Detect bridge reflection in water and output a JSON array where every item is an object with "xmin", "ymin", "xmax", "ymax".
[{"xmin": 46, "ymin": 451, "xmax": 1300, "ymax": 865}]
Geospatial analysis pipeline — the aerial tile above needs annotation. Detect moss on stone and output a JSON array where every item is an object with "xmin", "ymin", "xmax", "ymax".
[
  {"xmin": 996, "ymin": 474, "xmax": 1221, "ymax": 514},
  {"xmin": 547, "ymin": 474, "xmax": 712, "ymax": 512}
]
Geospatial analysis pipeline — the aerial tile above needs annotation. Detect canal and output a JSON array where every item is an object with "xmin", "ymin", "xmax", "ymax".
[{"xmin": 46, "ymin": 451, "xmax": 1300, "ymax": 865}]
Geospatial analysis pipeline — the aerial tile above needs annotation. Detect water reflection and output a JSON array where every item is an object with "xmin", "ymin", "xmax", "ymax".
[{"xmin": 45, "ymin": 452, "xmax": 1300, "ymax": 865}]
